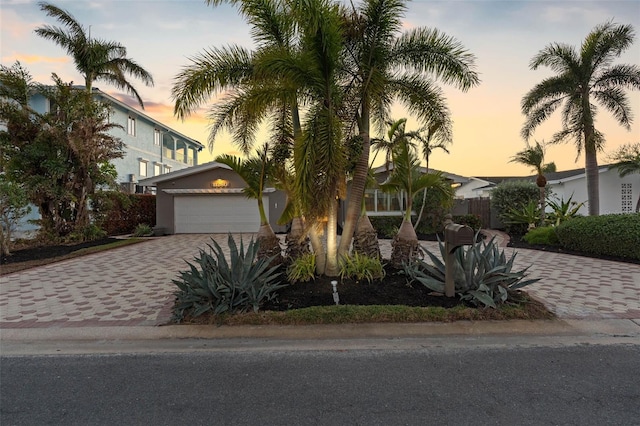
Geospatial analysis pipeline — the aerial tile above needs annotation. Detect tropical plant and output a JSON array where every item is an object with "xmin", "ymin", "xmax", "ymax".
[
  {"xmin": 546, "ymin": 194, "xmax": 585, "ymax": 226},
  {"xmin": 404, "ymin": 236, "xmax": 540, "ymax": 308},
  {"xmin": 172, "ymin": 235, "xmax": 285, "ymax": 322},
  {"xmin": 337, "ymin": 0, "xmax": 479, "ymax": 258},
  {"xmin": 339, "ymin": 252, "xmax": 385, "ymax": 283},
  {"xmin": 286, "ymin": 253, "xmax": 317, "ymax": 284},
  {"xmin": 215, "ymin": 147, "xmax": 283, "ymax": 264},
  {"xmin": 510, "ymin": 141, "xmax": 552, "ymax": 225},
  {"xmin": 502, "ymin": 200, "xmax": 542, "ymax": 230},
  {"xmin": 133, "ymin": 223, "xmax": 153, "ymax": 237},
  {"xmin": 608, "ymin": 142, "xmax": 640, "ymax": 211},
  {"xmin": 0, "ymin": 62, "xmax": 123, "ymax": 240},
  {"xmin": 521, "ymin": 21, "xmax": 640, "ymax": 216},
  {"xmin": 35, "ymin": 2, "xmax": 154, "ymax": 107},
  {"xmin": 379, "ymin": 132, "xmax": 453, "ymax": 267}
]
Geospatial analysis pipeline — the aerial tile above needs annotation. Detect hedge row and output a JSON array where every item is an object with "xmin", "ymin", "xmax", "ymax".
[
  {"xmin": 93, "ymin": 193, "xmax": 156, "ymax": 236},
  {"xmin": 555, "ymin": 213, "xmax": 640, "ymax": 260},
  {"xmin": 369, "ymin": 214, "xmax": 482, "ymax": 239}
]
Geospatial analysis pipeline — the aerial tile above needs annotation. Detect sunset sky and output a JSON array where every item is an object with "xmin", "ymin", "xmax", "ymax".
[{"xmin": 2, "ymin": 0, "xmax": 639, "ymax": 177}]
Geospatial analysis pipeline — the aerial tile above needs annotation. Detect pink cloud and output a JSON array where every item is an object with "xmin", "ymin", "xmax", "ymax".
[{"xmin": 2, "ymin": 54, "xmax": 69, "ymax": 64}]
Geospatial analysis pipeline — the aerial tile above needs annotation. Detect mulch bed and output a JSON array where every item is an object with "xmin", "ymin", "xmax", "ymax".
[
  {"xmin": 1, "ymin": 238, "xmax": 121, "ymax": 266},
  {"xmin": 262, "ymin": 265, "xmax": 464, "ymax": 311}
]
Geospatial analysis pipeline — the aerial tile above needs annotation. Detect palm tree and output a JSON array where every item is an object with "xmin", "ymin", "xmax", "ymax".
[
  {"xmin": 510, "ymin": 141, "xmax": 552, "ymax": 225},
  {"xmin": 608, "ymin": 142, "xmax": 640, "ymax": 211},
  {"xmin": 412, "ymin": 118, "xmax": 451, "ymax": 229},
  {"xmin": 521, "ymin": 21, "xmax": 640, "ymax": 216},
  {"xmin": 215, "ymin": 147, "xmax": 283, "ymax": 264},
  {"xmin": 380, "ymin": 134, "xmax": 453, "ymax": 267},
  {"xmin": 35, "ymin": 2, "xmax": 154, "ymax": 108},
  {"xmin": 337, "ymin": 0, "xmax": 479, "ymax": 256}
]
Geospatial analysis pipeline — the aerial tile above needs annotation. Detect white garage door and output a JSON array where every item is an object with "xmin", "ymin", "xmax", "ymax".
[{"xmin": 174, "ymin": 195, "xmax": 265, "ymax": 233}]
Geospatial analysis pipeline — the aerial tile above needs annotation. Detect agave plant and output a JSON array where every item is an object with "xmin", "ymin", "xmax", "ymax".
[
  {"xmin": 403, "ymin": 235, "xmax": 539, "ymax": 308},
  {"xmin": 172, "ymin": 234, "xmax": 285, "ymax": 322}
]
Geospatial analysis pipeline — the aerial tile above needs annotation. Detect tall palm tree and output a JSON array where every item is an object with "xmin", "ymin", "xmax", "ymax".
[
  {"xmin": 380, "ymin": 135, "xmax": 452, "ymax": 267},
  {"xmin": 510, "ymin": 141, "xmax": 551, "ymax": 225},
  {"xmin": 215, "ymin": 147, "xmax": 283, "ymax": 264},
  {"xmin": 35, "ymin": 2, "xmax": 154, "ymax": 108},
  {"xmin": 608, "ymin": 142, "xmax": 640, "ymax": 211},
  {"xmin": 337, "ymin": 0, "xmax": 479, "ymax": 256},
  {"xmin": 521, "ymin": 21, "xmax": 640, "ymax": 216}
]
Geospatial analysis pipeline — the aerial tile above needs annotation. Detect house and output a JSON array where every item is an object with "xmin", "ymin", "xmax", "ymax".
[
  {"xmin": 455, "ymin": 165, "xmax": 640, "ymax": 215},
  {"xmin": 358, "ymin": 163, "xmax": 469, "ymax": 217},
  {"xmin": 28, "ymin": 87, "xmax": 205, "ymax": 191},
  {"xmin": 138, "ymin": 162, "xmax": 287, "ymax": 234}
]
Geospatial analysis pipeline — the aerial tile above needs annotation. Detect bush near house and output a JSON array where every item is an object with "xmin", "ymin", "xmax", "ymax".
[
  {"xmin": 555, "ymin": 214, "xmax": 640, "ymax": 260},
  {"xmin": 92, "ymin": 192, "xmax": 156, "ymax": 235},
  {"xmin": 369, "ymin": 214, "xmax": 482, "ymax": 239},
  {"xmin": 523, "ymin": 226, "xmax": 560, "ymax": 245},
  {"xmin": 491, "ymin": 181, "xmax": 539, "ymax": 235}
]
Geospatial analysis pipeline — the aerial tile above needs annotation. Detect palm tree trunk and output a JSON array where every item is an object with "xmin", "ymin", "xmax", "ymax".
[
  {"xmin": 539, "ymin": 186, "xmax": 546, "ymax": 225},
  {"xmin": 256, "ymin": 197, "xmax": 282, "ymax": 264},
  {"xmin": 585, "ymin": 146, "xmax": 600, "ymax": 216},
  {"xmin": 390, "ymin": 219, "xmax": 420, "ymax": 268},
  {"xmin": 338, "ymin": 106, "xmax": 370, "ymax": 256},
  {"xmin": 325, "ymin": 197, "xmax": 339, "ymax": 277},
  {"xmin": 308, "ymin": 223, "xmax": 326, "ymax": 275},
  {"xmin": 285, "ymin": 216, "xmax": 310, "ymax": 262}
]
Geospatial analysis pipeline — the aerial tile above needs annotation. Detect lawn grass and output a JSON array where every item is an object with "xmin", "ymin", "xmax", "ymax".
[{"xmin": 179, "ymin": 294, "xmax": 554, "ymax": 326}]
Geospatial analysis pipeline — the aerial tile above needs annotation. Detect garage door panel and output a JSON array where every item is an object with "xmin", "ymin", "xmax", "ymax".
[{"xmin": 174, "ymin": 195, "xmax": 265, "ymax": 233}]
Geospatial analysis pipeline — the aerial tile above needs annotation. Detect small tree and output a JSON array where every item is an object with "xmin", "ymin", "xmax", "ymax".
[
  {"xmin": 510, "ymin": 141, "xmax": 552, "ymax": 225},
  {"xmin": 0, "ymin": 176, "xmax": 31, "ymax": 255}
]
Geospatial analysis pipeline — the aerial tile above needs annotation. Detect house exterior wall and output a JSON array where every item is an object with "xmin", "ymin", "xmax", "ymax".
[
  {"xmin": 455, "ymin": 179, "xmax": 493, "ymax": 199},
  {"xmin": 548, "ymin": 168, "xmax": 640, "ymax": 215}
]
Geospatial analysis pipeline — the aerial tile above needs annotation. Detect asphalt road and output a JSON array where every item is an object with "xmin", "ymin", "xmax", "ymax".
[{"xmin": 2, "ymin": 344, "xmax": 639, "ymax": 425}]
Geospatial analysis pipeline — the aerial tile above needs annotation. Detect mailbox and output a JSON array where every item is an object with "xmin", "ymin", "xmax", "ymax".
[
  {"xmin": 444, "ymin": 223, "xmax": 474, "ymax": 249},
  {"xmin": 444, "ymin": 223, "xmax": 475, "ymax": 297}
]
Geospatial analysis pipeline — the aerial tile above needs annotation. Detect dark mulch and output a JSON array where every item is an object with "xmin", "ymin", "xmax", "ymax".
[
  {"xmin": 262, "ymin": 265, "xmax": 465, "ymax": 311},
  {"xmin": 1, "ymin": 238, "xmax": 121, "ymax": 266}
]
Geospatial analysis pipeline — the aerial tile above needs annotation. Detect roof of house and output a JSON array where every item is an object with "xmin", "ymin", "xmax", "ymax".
[
  {"xmin": 138, "ymin": 161, "xmax": 232, "ymax": 185},
  {"xmin": 469, "ymin": 165, "xmax": 613, "ymax": 187},
  {"xmin": 92, "ymin": 88, "xmax": 205, "ymax": 151},
  {"xmin": 371, "ymin": 162, "xmax": 469, "ymax": 184}
]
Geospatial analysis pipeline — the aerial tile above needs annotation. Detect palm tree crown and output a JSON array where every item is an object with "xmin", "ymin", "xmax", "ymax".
[
  {"xmin": 521, "ymin": 21, "xmax": 640, "ymax": 215},
  {"xmin": 35, "ymin": 2, "xmax": 154, "ymax": 108}
]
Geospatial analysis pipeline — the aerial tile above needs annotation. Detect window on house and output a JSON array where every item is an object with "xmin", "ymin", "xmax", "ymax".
[
  {"xmin": 622, "ymin": 183, "xmax": 633, "ymax": 213},
  {"xmin": 154, "ymin": 163, "xmax": 162, "ymax": 176},
  {"xmin": 164, "ymin": 165, "xmax": 172, "ymax": 174},
  {"xmin": 139, "ymin": 160, "xmax": 147, "ymax": 177},
  {"xmin": 154, "ymin": 129, "xmax": 161, "ymax": 146},
  {"xmin": 127, "ymin": 116, "xmax": 136, "ymax": 136}
]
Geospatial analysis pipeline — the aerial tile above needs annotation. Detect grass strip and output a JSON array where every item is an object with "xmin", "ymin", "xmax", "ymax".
[{"xmin": 180, "ymin": 296, "xmax": 554, "ymax": 326}]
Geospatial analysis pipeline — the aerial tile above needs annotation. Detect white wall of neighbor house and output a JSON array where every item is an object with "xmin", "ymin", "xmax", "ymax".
[
  {"xmin": 548, "ymin": 169, "xmax": 640, "ymax": 215},
  {"xmin": 455, "ymin": 178, "xmax": 493, "ymax": 199}
]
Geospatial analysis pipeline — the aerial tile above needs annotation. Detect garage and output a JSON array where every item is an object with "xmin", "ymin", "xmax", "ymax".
[
  {"xmin": 174, "ymin": 194, "xmax": 265, "ymax": 234},
  {"xmin": 138, "ymin": 161, "xmax": 286, "ymax": 235}
]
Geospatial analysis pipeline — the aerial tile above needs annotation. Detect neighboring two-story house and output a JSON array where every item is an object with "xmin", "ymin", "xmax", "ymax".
[{"xmin": 13, "ymin": 87, "xmax": 204, "ymax": 235}]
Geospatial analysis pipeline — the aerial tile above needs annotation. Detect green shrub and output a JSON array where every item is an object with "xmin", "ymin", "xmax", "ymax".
[
  {"xmin": 133, "ymin": 223, "xmax": 153, "ymax": 237},
  {"xmin": 286, "ymin": 253, "xmax": 316, "ymax": 284},
  {"xmin": 65, "ymin": 223, "xmax": 107, "ymax": 242},
  {"xmin": 523, "ymin": 226, "xmax": 560, "ymax": 245},
  {"xmin": 413, "ymin": 186, "xmax": 455, "ymax": 234},
  {"xmin": 453, "ymin": 214, "xmax": 482, "ymax": 231},
  {"xmin": 403, "ymin": 235, "xmax": 539, "ymax": 308},
  {"xmin": 502, "ymin": 200, "xmax": 541, "ymax": 229},
  {"xmin": 491, "ymin": 180, "xmax": 539, "ymax": 235},
  {"xmin": 172, "ymin": 235, "xmax": 285, "ymax": 322},
  {"xmin": 369, "ymin": 216, "xmax": 403, "ymax": 238},
  {"xmin": 555, "ymin": 214, "xmax": 640, "ymax": 260},
  {"xmin": 339, "ymin": 252, "xmax": 386, "ymax": 283}
]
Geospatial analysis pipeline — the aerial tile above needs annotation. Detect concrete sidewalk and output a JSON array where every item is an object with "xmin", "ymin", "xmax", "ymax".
[{"xmin": 1, "ymin": 233, "xmax": 639, "ymax": 333}]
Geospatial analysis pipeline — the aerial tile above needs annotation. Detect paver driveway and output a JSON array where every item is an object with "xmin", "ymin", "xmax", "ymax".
[{"xmin": 1, "ymin": 234, "xmax": 639, "ymax": 328}]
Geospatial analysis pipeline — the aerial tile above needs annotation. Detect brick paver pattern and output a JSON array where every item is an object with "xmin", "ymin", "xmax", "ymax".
[{"xmin": 1, "ymin": 233, "xmax": 638, "ymax": 328}]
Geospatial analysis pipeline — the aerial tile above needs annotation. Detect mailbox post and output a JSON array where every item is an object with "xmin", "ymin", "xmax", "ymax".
[{"xmin": 444, "ymin": 223, "xmax": 475, "ymax": 297}]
